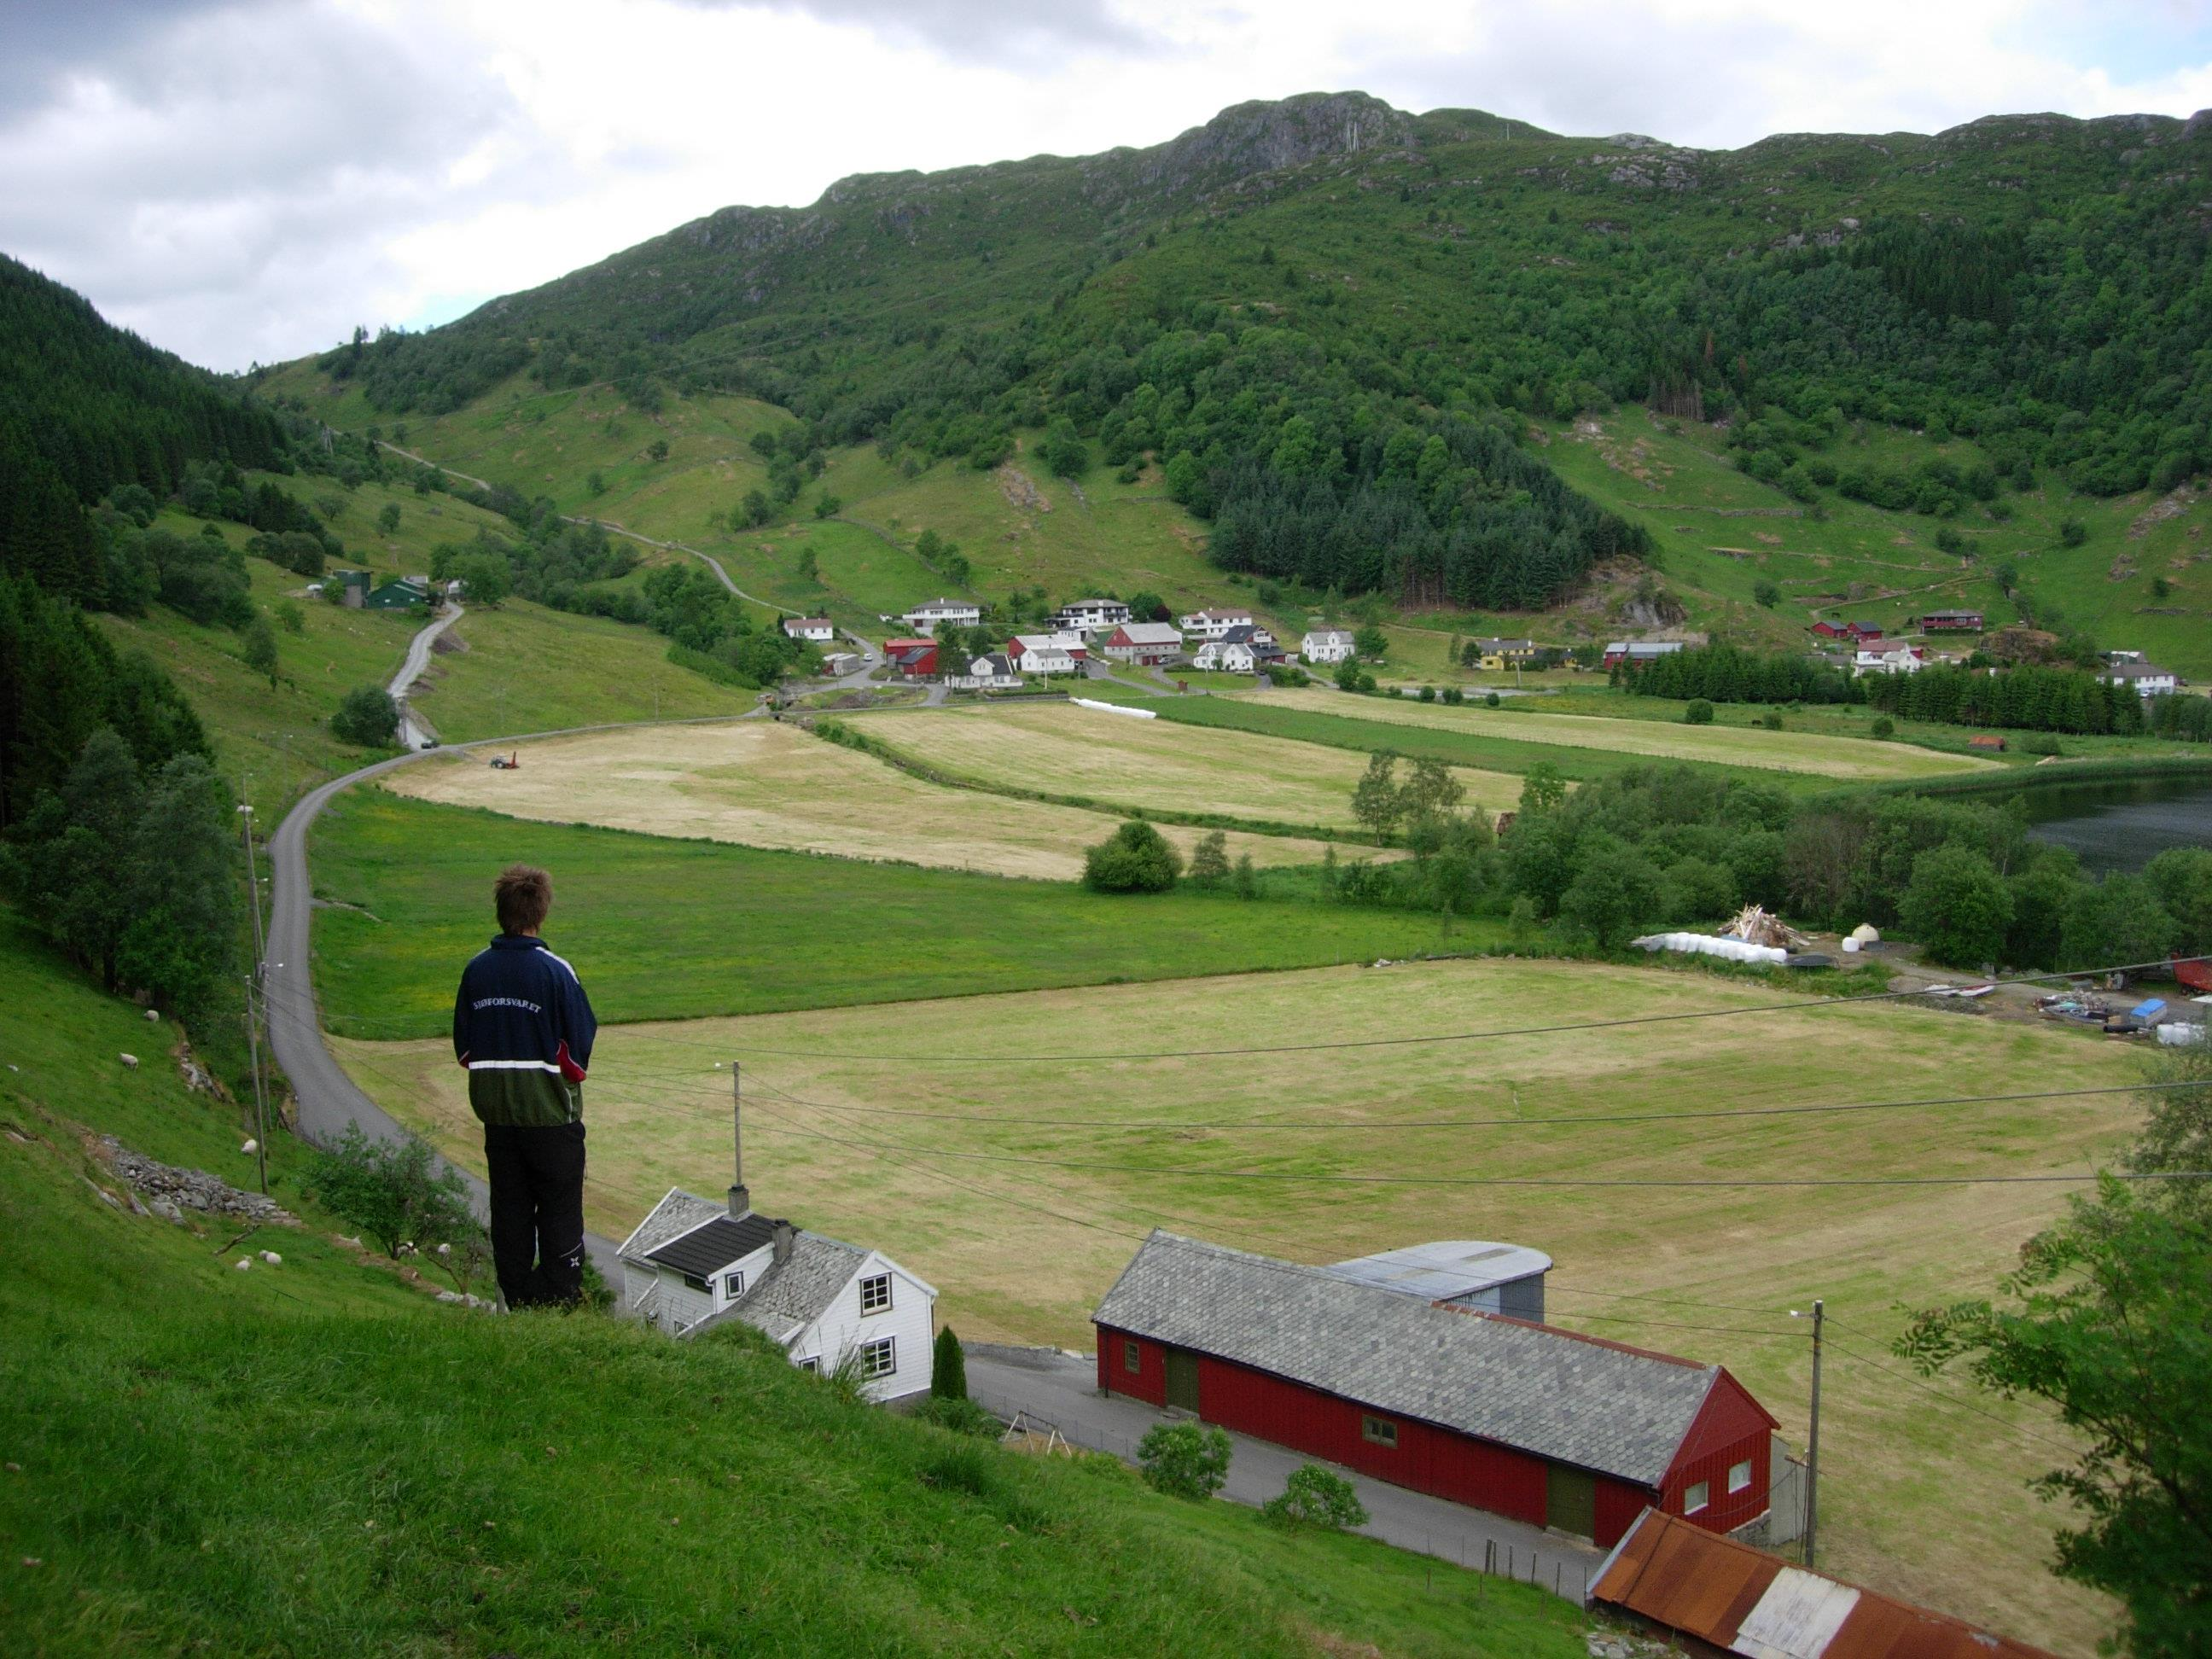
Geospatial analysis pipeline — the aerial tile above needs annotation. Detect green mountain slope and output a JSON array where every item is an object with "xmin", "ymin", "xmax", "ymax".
[
  {"xmin": 257, "ymin": 91, "xmax": 2209, "ymax": 662},
  {"xmin": 0, "ymin": 914, "xmax": 1580, "ymax": 1656}
]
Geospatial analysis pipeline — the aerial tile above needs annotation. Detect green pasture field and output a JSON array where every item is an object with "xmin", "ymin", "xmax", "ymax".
[
  {"xmin": 307, "ymin": 789, "xmax": 1487, "ymax": 1041},
  {"xmin": 0, "ymin": 917, "xmax": 1575, "ymax": 1659},
  {"xmin": 405, "ymin": 599, "xmax": 754, "ymax": 740},
  {"xmin": 1240, "ymin": 687, "xmax": 1992, "ymax": 783},
  {"xmin": 845, "ymin": 699, "xmax": 1525, "ymax": 828},
  {"xmin": 341, "ymin": 953, "xmax": 2139, "ymax": 1657},
  {"xmin": 98, "ymin": 550, "xmax": 421, "ymax": 817}
]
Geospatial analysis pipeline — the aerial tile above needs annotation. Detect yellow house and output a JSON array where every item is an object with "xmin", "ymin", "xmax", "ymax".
[{"xmin": 1471, "ymin": 637, "xmax": 1538, "ymax": 671}]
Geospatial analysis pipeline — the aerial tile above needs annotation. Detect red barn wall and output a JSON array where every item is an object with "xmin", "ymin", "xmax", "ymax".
[
  {"xmin": 1658, "ymin": 1371, "xmax": 1778, "ymax": 1535},
  {"xmin": 1096, "ymin": 1326, "xmax": 1166, "ymax": 1407}
]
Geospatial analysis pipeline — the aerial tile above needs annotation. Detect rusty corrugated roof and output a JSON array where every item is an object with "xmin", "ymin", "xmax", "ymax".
[{"xmin": 1591, "ymin": 1509, "xmax": 2059, "ymax": 1659}]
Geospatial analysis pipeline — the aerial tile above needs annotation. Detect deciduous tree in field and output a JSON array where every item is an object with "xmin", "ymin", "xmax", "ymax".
[
  {"xmin": 242, "ymin": 615, "xmax": 279, "ymax": 689},
  {"xmin": 1187, "ymin": 829, "xmax": 1230, "ymax": 888},
  {"xmin": 1082, "ymin": 820, "xmax": 1182, "ymax": 893},
  {"xmin": 331, "ymin": 685, "xmax": 399, "ymax": 748},
  {"xmin": 1900, "ymin": 844, "xmax": 2012, "ymax": 968},
  {"xmin": 1350, "ymin": 750, "xmax": 1402, "ymax": 841}
]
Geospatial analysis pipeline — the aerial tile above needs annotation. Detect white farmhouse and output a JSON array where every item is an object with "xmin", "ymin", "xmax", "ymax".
[
  {"xmin": 1853, "ymin": 642, "xmax": 1927, "ymax": 676},
  {"xmin": 1192, "ymin": 626, "xmax": 1282, "ymax": 673},
  {"xmin": 901, "ymin": 597, "xmax": 982, "ymax": 633},
  {"xmin": 1050, "ymin": 598, "xmax": 1132, "ymax": 636},
  {"xmin": 946, "ymin": 652, "xmax": 1024, "ymax": 690},
  {"xmin": 1302, "ymin": 628, "xmax": 1356, "ymax": 664},
  {"xmin": 2104, "ymin": 661, "xmax": 2179, "ymax": 697},
  {"xmin": 1009, "ymin": 632, "xmax": 1082, "ymax": 675},
  {"xmin": 782, "ymin": 616, "xmax": 836, "ymax": 643},
  {"xmin": 619, "ymin": 1187, "xmax": 937, "ymax": 1404},
  {"xmin": 1180, "ymin": 606, "xmax": 1254, "ymax": 639}
]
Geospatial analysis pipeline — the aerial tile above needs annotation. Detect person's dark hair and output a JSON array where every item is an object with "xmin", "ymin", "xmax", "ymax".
[{"xmin": 494, "ymin": 864, "xmax": 553, "ymax": 934}]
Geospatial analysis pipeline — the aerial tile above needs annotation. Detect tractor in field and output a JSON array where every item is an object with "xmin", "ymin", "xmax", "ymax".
[{"xmin": 488, "ymin": 752, "xmax": 519, "ymax": 770}]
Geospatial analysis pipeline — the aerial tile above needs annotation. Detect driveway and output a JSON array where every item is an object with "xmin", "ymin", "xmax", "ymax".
[
  {"xmin": 965, "ymin": 1344, "xmax": 1602, "ymax": 1603},
  {"xmin": 387, "ymin": 601, "xmax": 464, "ymax": 749}
]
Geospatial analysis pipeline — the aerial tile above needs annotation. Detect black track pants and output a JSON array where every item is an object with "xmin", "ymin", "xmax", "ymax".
[{"xmin": 483, "ymin": 1121, "xmax": 586, "ymax": 1308}]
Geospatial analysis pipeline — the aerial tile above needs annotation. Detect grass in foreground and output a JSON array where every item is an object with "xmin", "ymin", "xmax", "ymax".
[
  {"xmin": 344, "ymin": 953, "xmax": 2139, "ymax": 1658},
  {"xmin": 308, "ymin": 789, "xmax": 1484, "ymax": 1039},
  {"xmin": 381, "ymin": 721, "xmax": 1353, "ymax": 881},
  {"xmin": 0, "ymin": 917, "xmax": 1579, "ymax": 1658}
]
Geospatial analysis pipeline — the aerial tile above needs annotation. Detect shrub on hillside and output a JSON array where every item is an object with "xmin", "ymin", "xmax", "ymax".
[
  {"xmin": 331, "ymin": 685, "xmax": 400, "ymax": 747},
  {"xmin": 306, "ymin": 1125, "xmax": 476, "ymax": 1260},
  {"xmin": 915, "ymin": 1397, "xmax": 1003, "ymax": 1440},
  {"xmin": 1684, "ymin": 699, "xmax": 1715, "ymax": 725},
  {"xmin": 1871, "ymin": 716, "xmax": 1895, "ymax": 739},
  {"xmin": 1083, "ymin": 820, "xmax": 1183, "ymax": 894},
  {"xmin": 932, "ymin": 1326, "xmax": 969, "ymax": 1400},
  {"xmin": 1138, "ymin": 1421, "xmax": 1231, "ymax": 1500},
  {"xmin": 1261, "ymin": 1465, "xmax": 1368, "ymax": 1532}
]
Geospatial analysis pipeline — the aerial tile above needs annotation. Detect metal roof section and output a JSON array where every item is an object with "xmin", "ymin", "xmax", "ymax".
[
  {"xmin": 643, "ymin": 1212, "xmax": 777, "ymax": 1278},
  {"xmin": 616, "ymin": 1188, "xmax": 725, "ymax": 1265},
  {"xmin": 1093, "ymin": 1230, "xmax": 1723, "ymax": 1486},
  {"xmin": 1323, "ymin": 1240, "xmax": 1551, "ymax": 1302}
]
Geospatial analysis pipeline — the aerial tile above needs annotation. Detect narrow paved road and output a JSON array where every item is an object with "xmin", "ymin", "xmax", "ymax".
[
  {"xmin": 374, "ymin": 439, "xmax": 796, "ymax": 615},
  {"xmin": 966, "ymin": 1345, "xmax": 1601, "ymax": 1603},
  {"xmin": 386, "ymin": 600, "xmax": 464, "ymax": 749}
]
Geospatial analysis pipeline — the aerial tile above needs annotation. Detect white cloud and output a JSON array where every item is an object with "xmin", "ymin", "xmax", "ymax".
[{"xmin": 1, "ymin": 0, "xmax": 2204, "ymax": 370}]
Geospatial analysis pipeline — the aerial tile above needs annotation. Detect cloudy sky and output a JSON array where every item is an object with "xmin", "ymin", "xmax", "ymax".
[{"xmin": 5, "ymin": 0, "xmax": 2207, "ymax": 371}]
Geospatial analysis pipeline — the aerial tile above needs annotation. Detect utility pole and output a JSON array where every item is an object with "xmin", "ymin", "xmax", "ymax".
[
  {"xmin": 237, "ymin": 806, "xmax": 270, "ymax": 1193},
  {"xmin": 725, "ymin": 1059, "xmax": 749, "ymax": 1218},
  {"xmin": 1796, "ymin": 1297, "xmax": 1825, "ymax": 1569}
]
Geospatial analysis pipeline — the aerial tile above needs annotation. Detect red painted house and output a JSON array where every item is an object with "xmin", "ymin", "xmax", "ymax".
[
  {"xmin": 1094, "ymin": 1231, "xmax": 1778, "ymax": 1548},
  {"xmin": 882, "ymin": 638, "xmax": 939, "ymax": 677},
  {"xmin": 1916, "ymin": 608, "xmax": 1983, "ymax": 632},
  {"xmin": 1812, "ymin": 621, "xmax": 1884, "ymax": 643}
]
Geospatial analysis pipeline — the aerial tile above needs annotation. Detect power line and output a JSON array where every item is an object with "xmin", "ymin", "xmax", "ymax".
[{"xmin": 1817, "ymin": 1327, "xmax": 2081, "ymax": 1458}]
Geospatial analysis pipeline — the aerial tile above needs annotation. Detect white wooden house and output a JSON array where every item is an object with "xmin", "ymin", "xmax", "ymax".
[
  {"xmin": 782, "ymin": 616, "xmax": 835, "ymax": 642},
  {"xmin": 1009, "ymin": 633, "xmax": 1082, "ymax": 675},
  {"xmin": 1301, "ymin": 628, "xmax": 1355, "ymax": 664},
  {"xmin": 945, "ymin": 652, "xmax": 1024, "ymax": 690},
  {"xmin": 618, "ymin": 1188, "xmax": 937, "ymax": 1404},
  {"xmin": 902, "ymin": 597, "xmax": 981, "ymax": 633},
  {"xmin": 1853, "ymin": 642, "xmax": 1927, "ymax": 676},
  {"xmin": 1180, "ymin": 606, "xmax": 1253, "ymax": 639},
  {"xmin": 1193, "ymin": 626, "xmax": 1283, "ymax": 673},
  {"xmin": 1051, "ymin": 598, "xmax": 1131, "ymax": 636},
  {"xmin": 2104, "ymin": 661, "xmax": 2178, "ymax": 697}
]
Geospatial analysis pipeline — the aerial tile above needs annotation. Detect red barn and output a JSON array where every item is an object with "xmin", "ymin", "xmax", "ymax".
[
  {"xmin": 1094, "ymin": 1231, "xmax": 1778, "ymax": 1548},
  {"xmin": 1809, "ymin": 621, "xmax": 1850, "ymax": 639},
  {"xmin": 882, "ymin": 638, "xmax": 938, "ymax": 677}
]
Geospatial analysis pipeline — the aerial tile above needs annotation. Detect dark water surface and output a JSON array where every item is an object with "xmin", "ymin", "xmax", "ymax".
[{"xmin": 2017, "ymin": 777, "xmax": 2212, "ymax": 874}]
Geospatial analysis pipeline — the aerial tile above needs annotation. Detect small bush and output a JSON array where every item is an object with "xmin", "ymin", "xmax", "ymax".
[
  {"xmin": 1761, "ymin": 709, "xmax": 1784, "ymax": 731},
  {"xmin": 2058, "ymin": 517, "xmax": 2087, "ymax": 547},
  {"xmin": 1138, "ymin": 1421, "xmax": 1231, "ymax": 1501},
  {"xmin": 918, "ymin": 1441, "xmax": 1003, "ymax": 1498},
  {"xmin": 305, "ymin": 1125, "xmax": 475, "ymax": 1260},
  {"xmin": 1083, "ymin": 820, "xmax": 1183, "ymax": 894},
  {"xmin": 1261, "ymin": 1464, "xmax": 1369, "ymax": 1532},
  {"xmin": 915, "ymin": 1396, "xmax": 1001, "ymax": 1439},
  {"xmin": 329, "ymin": 685, "xmax": 399, "ymax": 747},
  {"xmin": 1871, "ymin": 716, "xmax": 1895, "ymax": 738},
  {"xmin": 1684, "ymin": 699, "xmax": 1715, "ymax": 725},
  {"xmin": 1485, "ymin": 691, "xmax": 1501, "ymax": 707},
  {"xmin": 1417, "ymin": 684, "xmax": 1435, "ymax": 703}
]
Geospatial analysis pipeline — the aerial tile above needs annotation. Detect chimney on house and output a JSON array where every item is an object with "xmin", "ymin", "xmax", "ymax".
[
  {"xmin": 771, "ymin": 1218, "xmax": 795, "ymax": 1266},
  {"xmin": 729, "ymin": 1180, "xmax": 751, "ymax": 1220}
]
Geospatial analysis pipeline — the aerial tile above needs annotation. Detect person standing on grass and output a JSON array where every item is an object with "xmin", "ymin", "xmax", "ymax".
[{"xmin": 452, "ymin": 864, "xmax": 597, "ymax": 1308}]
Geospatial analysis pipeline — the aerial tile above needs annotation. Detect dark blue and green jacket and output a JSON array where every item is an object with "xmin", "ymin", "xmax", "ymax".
[{"xmin": 452, "ymin": 934, "xmax": 597, "ymax": 1127}]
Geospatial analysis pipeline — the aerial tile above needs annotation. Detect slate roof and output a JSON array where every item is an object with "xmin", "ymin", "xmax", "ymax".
[
  {"xmin": 617, "ymin": 1189, "xmax": 725, "ymax": 1265},
  {"xmin": 1093, "ymin": 1231, "xmax": 1731, "ymax": 1486},
  {"xmin": 696, "ymin": 1231, "xmax": 870, "ymax": 1345},
  {"xmin": 645, "ymin": 1212, "xmax": 778, "ymax": 1278},
  {"xmin": 1114, "ymin": 622, "xmax": 1184, "ymax": 645}
]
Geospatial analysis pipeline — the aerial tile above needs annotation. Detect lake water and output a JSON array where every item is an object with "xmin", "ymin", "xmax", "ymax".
[{"xmin": 2017, "ymin": 776, "xmax": 2212, "ymax": 874}]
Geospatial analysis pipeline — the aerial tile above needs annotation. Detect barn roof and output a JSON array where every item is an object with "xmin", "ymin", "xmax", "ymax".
[
  {"xmin": 1592, "ymin": 1508, "xmax": 2058, "ymax": 1658},
  {"xmin": 1094, "ymin": 1231, "xmax": 1757, "ymax": 1485},
  {"xmin": 1114, "ymin": 622, "xmax": 1184, "ymax": 645}
]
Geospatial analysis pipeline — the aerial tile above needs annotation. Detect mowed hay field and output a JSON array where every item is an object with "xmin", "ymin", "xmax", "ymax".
[
  {"xmin": 381, "ymin": 722, "xmax": 1355, "ymax": 880},
  {"xmin": 1243, "ymin": 687, "xmax": 1997, "ymax": 782},
  {"xmin": 849, "ymin": 700, "xmax": 1523, "ymax": 827},
  {"xmin": 342, "ymin": 957, "xmax": 2140, "ymax": 1656}
]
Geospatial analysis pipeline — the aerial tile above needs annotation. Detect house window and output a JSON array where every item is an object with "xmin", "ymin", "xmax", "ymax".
[
  {"xmin": 724, "ymin": 1271, "xmax": 745, "ymax": 1299},
  {"xmin": 1684, "ymin": 1481, "xmax": 1709, "ymax": 1515},
  {"xmin": 1124, "ymin": 1338, "xmax": 1141, "ymax": 1374},
  {"xmin": 1361, "ymin": 1414, "xmax": 1398, "ymax": 1449},
  {"xmin": 680, "ymin": 1272, "xmax": 710, "ymax": 1294},
  {"xmin": 859, "ymin": 1272, "xmax": 893, "ymax": 1314},
  {"xmin": 859, "ymin": 1336, "xmax": 896, "ymax": 1379},
  {"xmin": 797, "ymin": 1356, "xmax": 820, "ymax": 1373},
  {"xmin": 1728, "ymin": 1458, "xmax": 1754, "ymax": 1494}
]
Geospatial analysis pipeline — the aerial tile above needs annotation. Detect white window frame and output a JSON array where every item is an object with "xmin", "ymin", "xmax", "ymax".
[
  {"xmin": 1360, "ymin": 1414, "xmax": 1398, "ymax": 1449},
  {"xmin": 1727, "ymin": 1458, "xmax": 1753, "ymax": 1494},
  {"xmin": 797, "ymin": 1355, "xmax": 820, "ymax": 1373},
  {"xmin": 724, "ymin": 1271, "xmax": 745, "ymax": 1300},
  {"xmin": 859, "ymin": 1336, "xmax": 896, "ymax": 1379},
  {"xmin": 1684, "ymin": 1480, "xmax": 1710, "ymax": 1515},
  {"xmin": 680, "ymin": 1272, "xmax": 710, "ymax": 1294},
  {"xmin": 859, "ymin": 1272, "xmax": 893, "ymax": 1315}
]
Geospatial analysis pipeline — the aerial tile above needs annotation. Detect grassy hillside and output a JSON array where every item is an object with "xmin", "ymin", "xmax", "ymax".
[
  {"xmin": 308, "ymin": 789, "xmax": 1487, "ymax": 1039},
  {"xmin": 336, "ymin": 953, "xmax": 2137, "ymax": 1656},
  {"xmin": 0, "ymin": 914, "xmax": 1580, "ymax": 1656}
]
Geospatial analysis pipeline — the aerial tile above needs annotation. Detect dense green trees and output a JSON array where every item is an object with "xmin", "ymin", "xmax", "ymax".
[
  {"xmin": 1082, "ymin": 820, "xmax": 1183, "ymax": 893},
  {"xmin": 1900, "ymin": 845, "xmax": 2013, "ymax": 968},
  {"xmin": 1622, "ymin": 643, "xmax": 1860, "ymax": 707},
  {"xmin": 331, "ymin": 686, "xmax": 400, "ymax": 748}
]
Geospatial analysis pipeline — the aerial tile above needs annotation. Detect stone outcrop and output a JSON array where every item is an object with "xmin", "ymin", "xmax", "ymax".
[{"xmin": 96, "ymin": 1136, "xmax": 293, "ymax": 1225}]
